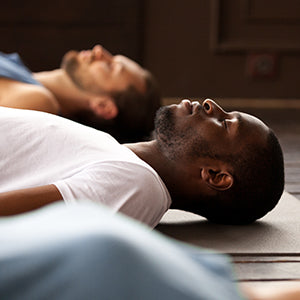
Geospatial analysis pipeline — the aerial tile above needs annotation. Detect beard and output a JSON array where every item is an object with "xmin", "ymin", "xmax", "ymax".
[
  {"xmin": 154, "ymin": 105, "xmax": 190, "ymax": 161},
  {"xmin": 61, "ymin": 51, "xmax": 87, "ymax": 91},
  {"xmin": 154, "ymin": 105, "xmax": 214, "ymax": 161}
]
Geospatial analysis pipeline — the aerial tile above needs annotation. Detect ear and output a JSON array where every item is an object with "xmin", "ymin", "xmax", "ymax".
[
  {"xmin": 89, "ymin": 96, "xmax": 118, "ymax": 120},
  {"xmin": 200, "ymin": 167, "xmax": 233, "ymax": 191}
]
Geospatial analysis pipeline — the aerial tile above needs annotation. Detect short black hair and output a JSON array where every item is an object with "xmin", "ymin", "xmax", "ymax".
[
  {"xmin": 189, "ymin": 129, "xmax": 285, "ymax": 225},
  {"xmin": 110, "ymin": 71, "xmax": 161, "ymax": 142}
]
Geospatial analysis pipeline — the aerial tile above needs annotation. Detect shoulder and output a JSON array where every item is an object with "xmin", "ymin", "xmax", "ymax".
[
  {"xmin": 0, "ymin": 80, "xmax": 60, "ymax": 114},
  {"xmin": 33, "ymin": 86, "xmax": 60, "ymax": 113},
  {"xmin": 56, "ymin": 160, "xmax": 171, "ymax": 228},
  {"xmin": 94, "ymin": 161, "xmax": 171, "ymax": 227},
  {"xmin": 89, "ymin": 160, "xmax": 166, "ymax": 193}
]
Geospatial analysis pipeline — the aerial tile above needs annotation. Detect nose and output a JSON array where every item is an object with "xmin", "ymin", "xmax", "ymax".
[
  {"xmin": 92, "ymin": 45, "xmax": 113, "ymax": 61},
  {"xmin": 202, "ymin": 99, "xmax": 228, "ymax": 117}
]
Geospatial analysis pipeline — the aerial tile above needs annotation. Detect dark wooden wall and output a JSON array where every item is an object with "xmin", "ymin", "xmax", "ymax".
[
  {"xmin": 144, "ymin": 0, "xmax": 300, "ymax": 99},
  {"xmin": 0, "ymin": 0, "xmax": 144, "ymax": 71}
]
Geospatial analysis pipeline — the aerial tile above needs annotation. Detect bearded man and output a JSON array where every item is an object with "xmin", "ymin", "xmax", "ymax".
[
  {"xmin": 0, "ymin": 99, "xmax": 284, "ymax": 226},
  {"xmin": 0, "ymin": 45, "xmax": 160, "ymax": 142}
]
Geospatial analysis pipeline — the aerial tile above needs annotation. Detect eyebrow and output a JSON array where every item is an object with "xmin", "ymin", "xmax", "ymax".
[{"xmin": 235, "ymin": 112, "xmax": 243, "ymax": 136}]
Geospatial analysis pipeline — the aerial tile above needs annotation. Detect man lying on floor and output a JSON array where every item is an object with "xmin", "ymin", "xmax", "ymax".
[
  {"xmin": 0, "ymin": 45, "xmax": 160, "ymax": 142},
  {"xmin": 0, "ymin": 99, "xmax": 284, "ymax": 226},
  {"xmin": 0, "ymin": 202, "xmax": 298, "ymax": 300}
]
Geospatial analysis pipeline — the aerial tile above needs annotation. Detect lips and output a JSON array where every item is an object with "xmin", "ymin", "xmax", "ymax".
[
  {"xmin": 79, "ymin": 50, "xmax": 93, "ymax": 63},
  {"xmin": 178, "ymin": 99, "xmax": 202, "ymax": 115},
  {"xmin": 178, "ymin": 100, "xmax": 192, "ymax": 114},
  {"xmin": 191, "ymin": 101, "xmax": 201, "ymax": 114},
  {"xmin": 184, "ymin": 101, "xmax": 192, "ymax": 113}
]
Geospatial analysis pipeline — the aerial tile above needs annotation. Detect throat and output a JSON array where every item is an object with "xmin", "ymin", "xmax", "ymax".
[{"xmin": 34, "ymin": 69, "xmax": 90, "ymax": 116}]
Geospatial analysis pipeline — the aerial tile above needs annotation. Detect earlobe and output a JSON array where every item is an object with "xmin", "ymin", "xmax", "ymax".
[
  {"xmin": 200, "ymin": 168, "xmax": 233, "ymax": 191},
  {"xmin": 89, "ymin": 96, "xmax": 118, "ymax": 120}
]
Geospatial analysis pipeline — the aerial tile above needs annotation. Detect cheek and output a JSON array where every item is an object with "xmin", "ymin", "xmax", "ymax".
[
  {"xmin": 188, "ymin": 120, "xmax": 219, "ymax": 141},
  {"xmin": 90, "ymin": 63, "xmax": 110, "ymax": 79},
  {"xmin": 201, "ymin": 122, "xmax": 225, "ymax": 143},
  {"xmin": 187, "ymin": 126, "xmax": 226, "ymax": 157},
  {"xmin": 89, "ymin": 67, "xmax": 111, "ymax": 86}
]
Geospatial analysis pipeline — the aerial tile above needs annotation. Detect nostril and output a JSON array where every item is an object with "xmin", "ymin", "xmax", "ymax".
[{"xmin": 204, "ymin": 102, "xmax": 210, "ymax": 111}]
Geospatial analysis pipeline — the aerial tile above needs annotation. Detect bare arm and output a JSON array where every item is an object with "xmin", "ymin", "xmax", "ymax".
[{"xmin": 0, "ymin": 184, "xmax": 63, "ymax": 216}]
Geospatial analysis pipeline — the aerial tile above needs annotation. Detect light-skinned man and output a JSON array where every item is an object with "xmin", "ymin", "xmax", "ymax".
[{"xmin": 0, "ymin": 45, "xmax": 160, "ymax": 142}]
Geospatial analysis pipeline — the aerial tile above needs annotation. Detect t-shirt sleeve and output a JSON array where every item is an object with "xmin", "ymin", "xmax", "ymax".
[{"xmin": 53, "ymin": 161, "xmax": 171, "ymax": 228}]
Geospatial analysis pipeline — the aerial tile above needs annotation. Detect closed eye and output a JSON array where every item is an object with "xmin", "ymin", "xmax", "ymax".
[{"xmin": 223, "ymin": 120, "xmax": 227, "ymax": 129}]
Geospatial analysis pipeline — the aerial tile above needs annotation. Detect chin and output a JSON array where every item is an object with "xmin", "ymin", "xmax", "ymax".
[{"xmin": 61, "ymin": 50, "xmax": 79, "ymax": 70}]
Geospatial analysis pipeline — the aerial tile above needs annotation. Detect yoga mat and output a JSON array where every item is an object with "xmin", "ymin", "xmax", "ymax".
[{"xmin": 157, "ymin": 192, "xmax": 300, "ymax": 254}]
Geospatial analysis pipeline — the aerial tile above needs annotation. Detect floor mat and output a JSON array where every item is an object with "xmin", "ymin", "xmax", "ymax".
[{"xmin": 157, "ymin": 192, "xmax": 300, "ymax": 254}]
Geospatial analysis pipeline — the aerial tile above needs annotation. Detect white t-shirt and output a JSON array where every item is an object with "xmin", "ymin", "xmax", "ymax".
[{"xmin": 0, "ymin": 107, "xmax": 171, "ymax": 227}]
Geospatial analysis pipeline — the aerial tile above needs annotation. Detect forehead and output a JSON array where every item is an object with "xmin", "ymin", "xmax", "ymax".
[
  {"xmin": 239, "ymin": 112, "xmax": 268, "ymax": 132},
  {"xmin": 114, "ymin": 55, "xmax": 140, "ymax": 68},
  {"xmin": 236, "ymin": 112, "xmax": 269, "ymax": 145}
]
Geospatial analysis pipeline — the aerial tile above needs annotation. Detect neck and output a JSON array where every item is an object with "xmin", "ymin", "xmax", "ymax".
[
  {"xmin": 125, "ymin": 140, "xmax": 206, "ymax": 211},
  {"xmin": 125, "ymin": 140, "xmax": 163, "ymax": 170},
  {"xmin": 124, "ymin": 140, "xmax": 178, "ymax": 198},
  {"xmin": 33, "ymin": 69, "xmax": 91, "ymax": 116}
]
